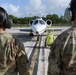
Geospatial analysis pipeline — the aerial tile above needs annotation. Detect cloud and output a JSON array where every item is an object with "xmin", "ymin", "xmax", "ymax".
[
  {"xmin": 55, "ymin": 0, "xmax": 70, "ymax": 8},
  {"xmin": 1, "ymin": 0, "xmax": 71, "ymax": 17},
  {"xmin": 1, "ymin": 3, "xmax": 22, "ymax": 17},
  {"xmin": 29, "ymin": 0, "xmax": 45, "ymax": 10},
  {"xmin": 45, "ymin": 0, "xmax": 71, "ymax": 16},
  {"xmin": 25, "ymin": 0, "xmax": 46, "ymax": 16},
  {"xmin": 25, "ymin": 0, "xmax": 71, "ymax": 17}
]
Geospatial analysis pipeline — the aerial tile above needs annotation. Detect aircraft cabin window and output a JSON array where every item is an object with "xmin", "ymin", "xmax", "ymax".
[
  {"xmin": 39, "ymin": 20, "xmax": 45, "ymax": 24},
  {"xmin": 33, "ymin": 20, "xmax": 38, "ymax": 25}
]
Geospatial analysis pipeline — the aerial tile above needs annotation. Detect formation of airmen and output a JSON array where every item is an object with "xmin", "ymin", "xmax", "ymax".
[{"xmin": 0, "ymin": 0, "xmax": 76, "ymax": 75}]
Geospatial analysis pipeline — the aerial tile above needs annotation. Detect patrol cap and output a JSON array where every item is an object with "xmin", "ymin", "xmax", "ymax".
[
  {"xmin": 0, "ymin": 7, "xmax": 13, "ymax": 28},
  {"xmin": 64, "ymin": 7, "xmax": 72, "ymax": 22},
  {"xmin": 64, "ymin": 0, "xmax": 76, "ymax": 22}
]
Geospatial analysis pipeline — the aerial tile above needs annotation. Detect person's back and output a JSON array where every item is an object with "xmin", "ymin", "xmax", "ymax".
[
  {"xmin": 0, "ymin": 33, "xmax": 15, "ymax": 75},
  {"xmin": 0, "ymin": 7, "xmax": 30, "ymax": 75},
  {"xmin": 0, "ymin": 33, "xmax": 29, "ymax": 75},
  {"xmin": 48, "ymin": 0, "xmax": 76, "ymax": 75}
]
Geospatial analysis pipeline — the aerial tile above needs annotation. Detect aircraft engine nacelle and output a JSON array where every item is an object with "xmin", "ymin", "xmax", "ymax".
[
  {"xmin": 46, "ymin": 19, "xmax": 52, "ymax": 26},
  {"xmin": 29, "ymin": 20, "xmax": 33, "ymax": 25}
]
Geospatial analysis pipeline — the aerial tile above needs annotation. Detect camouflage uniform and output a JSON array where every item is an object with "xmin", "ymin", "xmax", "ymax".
[
  {"xmin": 48, "ymin": 26, "xmax": 76, "ymax": 75},
  {"xmin": 0, "ymin": 33, "xmax": 30, "ymax": 75}
]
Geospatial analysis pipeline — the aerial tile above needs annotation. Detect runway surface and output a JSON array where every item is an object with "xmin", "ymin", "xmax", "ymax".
[{"xmin": 6, "ymin": 27, "xmax": 70, "ymax": 75}]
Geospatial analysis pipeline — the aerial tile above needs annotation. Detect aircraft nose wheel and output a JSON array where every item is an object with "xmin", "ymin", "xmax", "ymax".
[
  {"xmin": 30, "ymin": 33, "xmax": 33, "ymax": 36},
  {"xmin": 37, "ymin": 35, "xmax": 39, "ymax": 41}
]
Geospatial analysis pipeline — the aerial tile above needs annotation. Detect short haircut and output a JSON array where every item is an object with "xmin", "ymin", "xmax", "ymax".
[
  {"xmin": 0, "ymin": 7, "xmax": 7, "ymax": 27},
  {"xmin": 70, "ymin": 0, "xmax": 76, "ymax": 21},
  {"xmin": 0, "ymin": 7, "xmax": 12, "ymax": 28}
]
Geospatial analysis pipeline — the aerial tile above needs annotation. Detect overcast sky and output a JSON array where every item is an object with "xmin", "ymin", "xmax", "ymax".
[{"xmin": 0, "ymin": 0, "xmax": 71, "ymax": 18}]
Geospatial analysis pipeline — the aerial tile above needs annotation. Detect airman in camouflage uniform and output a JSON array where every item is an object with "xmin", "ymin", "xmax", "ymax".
[
  {"xmin": 0, "ymin": 7, "xmax": 30, "ymax": 75},
  {"xmin": 48, "ymin": 0, "xmax": 76, "ymax": 75}
]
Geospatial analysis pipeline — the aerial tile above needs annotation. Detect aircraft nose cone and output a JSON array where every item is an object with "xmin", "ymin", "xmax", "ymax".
[{"xmin": 36, "ymin": 31, "xmax": 38, "ymax": 34}]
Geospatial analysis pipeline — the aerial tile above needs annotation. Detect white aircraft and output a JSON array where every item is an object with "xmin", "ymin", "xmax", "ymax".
[
  {"xmin": 18, "ymin": 18, "xmax": 52, "ymax": 35},
  {"xmin": 29, "ymin": 18, "xmax": 52, "ymax": 36},
  {"xmin": 17, "ymin": 17, "xmax": 52, "ymax": 40},
  {"xmin": 12, "ymin": 16, "xmax": 70, "ymax": 41},
  {"xmin": 18, "ymin": 17, "xmax": 64, "ymax": 40},
  {"xmin": 10, "ymin": 17, "xmax": 70, "ymax": 42}
]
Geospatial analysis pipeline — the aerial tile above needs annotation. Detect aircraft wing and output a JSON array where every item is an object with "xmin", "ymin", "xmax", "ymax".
[
  {"xmin": 11, "ymin": 27, "xmax": 32, "ymax": 32},
  {"xmin": 10, "ymin": 27, "xmax": 70, "ymax": 33},
  {"xmin": 46, "ymin": 27, "xmax": 70, "ymax": 31}
]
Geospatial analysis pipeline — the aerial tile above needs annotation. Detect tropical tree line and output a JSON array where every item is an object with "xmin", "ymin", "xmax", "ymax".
[{"xmin": 9, "ymin": 14, "xmax": 70, "ymax": 27}]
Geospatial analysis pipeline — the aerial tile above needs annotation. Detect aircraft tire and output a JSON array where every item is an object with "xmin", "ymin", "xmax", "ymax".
[{"xmin": 30, "ymin": 33, "xmax": 33, "ymax": 36}]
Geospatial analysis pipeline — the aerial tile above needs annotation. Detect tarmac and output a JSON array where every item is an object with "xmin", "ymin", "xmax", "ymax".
[{"xmin": 6, "ymin": 27, "xmax": 69, "ymax": 75}]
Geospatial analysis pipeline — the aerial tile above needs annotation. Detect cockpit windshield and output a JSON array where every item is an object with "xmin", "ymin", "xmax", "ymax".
[
  {"xmin": 33, "ymin": 19, "xmax": 45, "ymax": 25},
  {"xmin": 33, "ymin": 20, "xmax": 38, "ymax": 25},
  {"xmin": 39, "ymin": 20, "xmax": 45, "ymax": 24}
]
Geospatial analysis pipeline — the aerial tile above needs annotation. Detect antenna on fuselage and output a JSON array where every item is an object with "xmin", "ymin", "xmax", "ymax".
[{"xmin": 39, "ymin": 11, "xmax": 42, "ymax": 19}]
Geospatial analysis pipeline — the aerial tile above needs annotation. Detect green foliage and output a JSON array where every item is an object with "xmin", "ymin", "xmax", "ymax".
[{"xmin": 9, "ymin": 13, "xmax": 70, "ymax": 27}]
